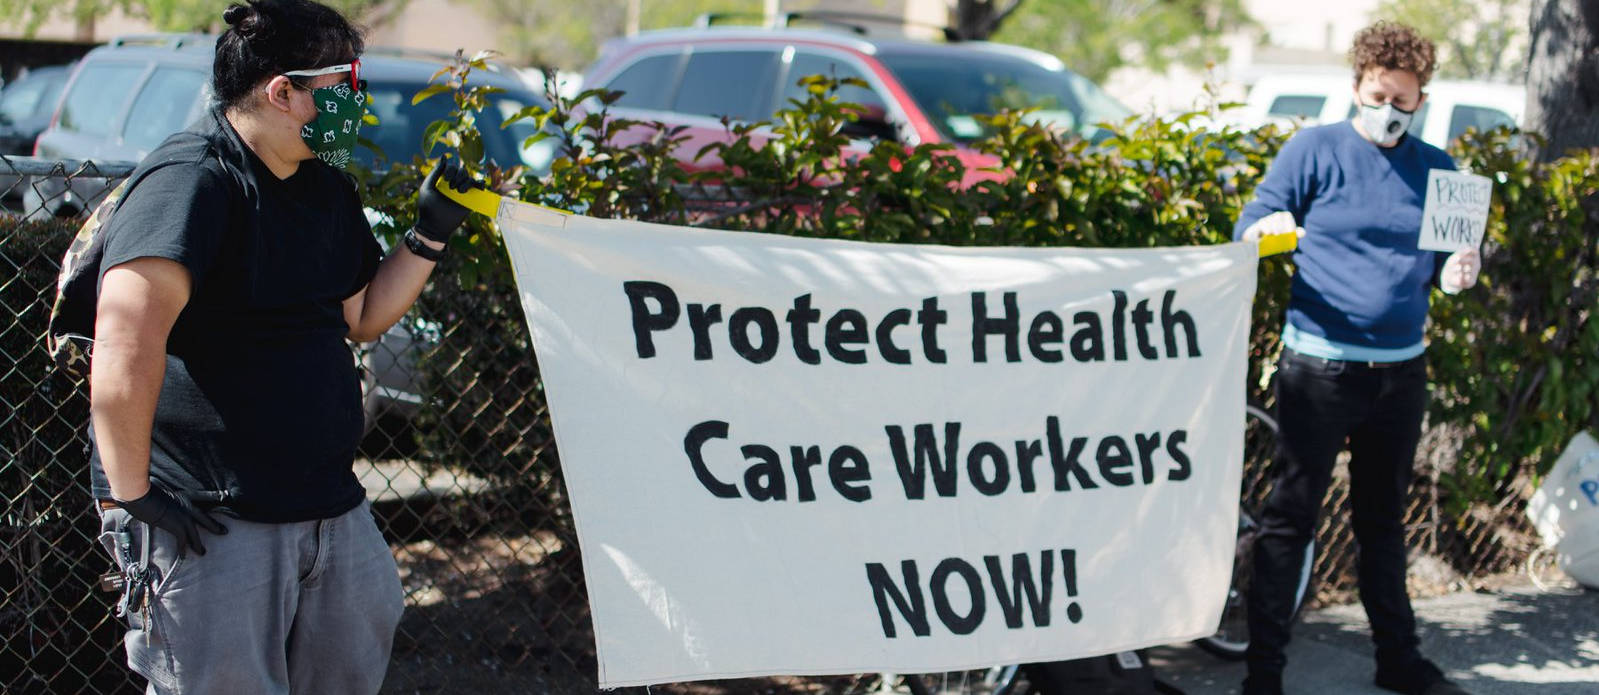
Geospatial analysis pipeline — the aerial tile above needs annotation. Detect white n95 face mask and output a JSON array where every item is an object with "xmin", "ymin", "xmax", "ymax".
[{"xmin": 1359, "ymin": 101, "xmax": 1414, "ymax": 147}]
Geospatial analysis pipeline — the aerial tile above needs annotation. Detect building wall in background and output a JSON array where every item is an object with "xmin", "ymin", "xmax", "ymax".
[
  {"xmin": 779, "ymin": 0, "xmax": 942, "ymax": 39},
  {"xmin": 363, "ymin": 0, "xmax": 500, "ymax": 59},
  {"xmin": 0, "ymin": 9, "xmax": 154, "ymax": 43},
  {"xmin": 0, "ymin": 0, "xmax": 498, "ymax": 72},
  {"xmin": 0, "ymin": 0, "xmax": 1487, "ymax": 120},
  {"xmin": 1107, "ymin": 0, "xmax": 1380, "ymax": 115}
]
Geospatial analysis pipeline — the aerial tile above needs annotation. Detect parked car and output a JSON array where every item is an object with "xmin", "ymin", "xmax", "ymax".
[
  {"xmin": 581, "ymin": 12, "xmax": 1131, "ymax": 185},
  {"xmin": 1231, "ymin": 73, "xmax": 1522, "ymax": 149},
  {"xmin": 0, "ymin": 63, "xmax": 71, "ymax": 203},
  {"xmin": 27, "ymin": 33, "xmax": 549, "ymax": 427},
  {"xmin": 28, "ymin": 34, "xmax": 549, "ymax": 217}
]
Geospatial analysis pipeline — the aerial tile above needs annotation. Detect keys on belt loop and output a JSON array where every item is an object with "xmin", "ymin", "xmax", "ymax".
[
  {"xmin": 133, "ymin": 522, "xmax": 153, "ymax": 617},
  {"xmin": 110, "ymin": 524, "xmax": 153, "ymax": 619},
  {"xmin": 112, "ymin": 530, "xmax": 136, "ymax": 617}
]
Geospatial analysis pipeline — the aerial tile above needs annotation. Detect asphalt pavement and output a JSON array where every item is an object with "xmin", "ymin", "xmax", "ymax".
[{"xmin": 1146, "ymin": 581, "xmax": 1599, "ymax": 695}]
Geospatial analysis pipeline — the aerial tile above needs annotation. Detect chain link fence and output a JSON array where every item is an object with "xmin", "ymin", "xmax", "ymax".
[{"xmin": 0, "ymin": 154, "xmax": 1542, "ymax": 694}]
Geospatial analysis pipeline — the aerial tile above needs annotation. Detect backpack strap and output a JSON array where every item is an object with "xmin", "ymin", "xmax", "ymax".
[
  {"xmin": 45, "ymin": 148, "xmax": 244, "ymax": 381},
  {"xmin": 46, "ymin": 178, "xmax": 135, "ymax": 380}
]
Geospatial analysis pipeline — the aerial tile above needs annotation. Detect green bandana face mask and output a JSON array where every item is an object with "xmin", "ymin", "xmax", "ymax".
[{"xmin": 298, "ymin": 81, "xmax": 367, "ymax": 168}]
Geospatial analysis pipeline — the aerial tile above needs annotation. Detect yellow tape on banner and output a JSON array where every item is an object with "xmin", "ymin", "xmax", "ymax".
[
  {"xmin": 438, "ymin": 180, "xmax": 503, "ymax": 219},
  {"xmin": 1258, "ymin": 230, "xmax": 1300, "ymax": 257},
  {"xmin": 419, "ymin": 158, "xmax": 569, "ymax": 220}
]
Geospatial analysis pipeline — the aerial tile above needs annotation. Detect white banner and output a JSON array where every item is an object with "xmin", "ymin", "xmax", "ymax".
[{"xmin": 495, "ymin": 200, "xmax": 1258, "ymax": 687}]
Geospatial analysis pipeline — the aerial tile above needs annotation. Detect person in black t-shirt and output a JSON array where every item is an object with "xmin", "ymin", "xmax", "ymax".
[{"xmin": 88, "ymin": 1, "xmax": 477, "ymax": 692}]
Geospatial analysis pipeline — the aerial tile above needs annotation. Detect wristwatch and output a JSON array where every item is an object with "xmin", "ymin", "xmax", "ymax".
[{"xmin": 404, "ymin": 227, "xmax": 446, "ymax": 262}]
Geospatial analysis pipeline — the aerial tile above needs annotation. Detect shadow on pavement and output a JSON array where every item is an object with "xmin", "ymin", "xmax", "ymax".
[{"xmin": 1149, "ymin": 581, "xmax": 1598, "ymax": 695}]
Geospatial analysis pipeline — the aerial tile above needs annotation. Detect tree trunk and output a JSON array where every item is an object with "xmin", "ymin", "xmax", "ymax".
[
  {"xmin": 1525, "ymin": 0, "xmax": 1599, "ymax": 160},
  {"xmin": 951, "ymin": 0, "xmax": 1025, "ymax": 41},
  {"xmin": 73, "ymin": 12, "xmax": 94, "ymax": 42}
]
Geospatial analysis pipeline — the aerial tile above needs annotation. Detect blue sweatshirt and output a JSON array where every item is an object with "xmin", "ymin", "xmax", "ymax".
[{"xmin": 1234, "ymin": 122, "xmax": 1455, "ymax": 355}]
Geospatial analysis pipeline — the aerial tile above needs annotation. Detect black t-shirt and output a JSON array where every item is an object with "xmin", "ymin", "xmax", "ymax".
[{"xmin": 89, "ymin": 108, "xmax": 383, "ymax": 522}]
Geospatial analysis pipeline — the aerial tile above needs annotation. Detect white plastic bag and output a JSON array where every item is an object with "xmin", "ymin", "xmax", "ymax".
[{"xmin": 1527, "ymin": 431, "xmax": 1599, "ymax": 589}]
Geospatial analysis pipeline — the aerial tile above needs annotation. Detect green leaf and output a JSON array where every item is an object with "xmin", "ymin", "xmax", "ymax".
[
  {"xmin": 502, "ymin": 104, "xmax": 543, "ymax": 128},
  {"xmin": 521, "ymin": 131, "xmax": 554, "ymax": 149},
  {"xmin": 421, "ymin": 120, "xmax": 450, "ymax": 151},
  {"xmin": 356, "ymin": 136, "xmax": 387, "ymax": 163},
  {"xmin": 461, "ymin": 132, "xmax": 484, "ymax": 165},
  {"xmin": 412, "ymin": 83, "xmax": 453, "ymax": 106}
]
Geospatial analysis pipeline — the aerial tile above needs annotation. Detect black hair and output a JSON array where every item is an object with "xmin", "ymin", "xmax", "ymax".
[{"xmin": 214, "ymin": 0, "xmax": 365, "ymax": 109}]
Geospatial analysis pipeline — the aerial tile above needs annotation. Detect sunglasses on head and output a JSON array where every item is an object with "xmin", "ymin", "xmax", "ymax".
[{"xmin": 283, "ymin": 58, "xmax": 361, "ymax": 91}]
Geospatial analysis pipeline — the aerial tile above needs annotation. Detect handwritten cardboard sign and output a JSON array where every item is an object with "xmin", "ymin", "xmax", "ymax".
[{"xmin": 1418, "ymin": 170, "xmax": 1492, "ymax": 252}]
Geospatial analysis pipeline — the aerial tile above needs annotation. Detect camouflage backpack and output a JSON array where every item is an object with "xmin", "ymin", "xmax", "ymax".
[
  {"xmin": 45, "ymin": 122, "xmax": 248, "ymax": 381},
  {"xmin": 46, "ymin": 178, "xmax": 134, "ymax": 380}
]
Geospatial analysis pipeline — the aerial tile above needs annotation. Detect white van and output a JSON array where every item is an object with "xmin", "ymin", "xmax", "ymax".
[{"xmin": 1234, "ymin": 73, "xmax": 1523, "ymax": 150}]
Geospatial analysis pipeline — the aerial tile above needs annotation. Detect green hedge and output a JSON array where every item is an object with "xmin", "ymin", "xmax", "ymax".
[
  {"xmin": 367, "ymin": 57, "xmax": 1599, "ymax": 511},
  {"xmin": 1430, "ymin": 130, "xmax": 1599, "ymax": 504}
]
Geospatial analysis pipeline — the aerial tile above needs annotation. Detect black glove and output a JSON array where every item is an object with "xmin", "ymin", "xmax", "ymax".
[
  {"xmin": 117, "ymin": 484, "xmax": 228, "ymax": 558},
  {"xmin": 414, "ymin": 154, "xmax": 477, "ymax": 243}
]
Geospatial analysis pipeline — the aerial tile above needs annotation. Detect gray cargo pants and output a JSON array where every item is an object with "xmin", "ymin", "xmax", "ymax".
[{"xmin": 97, "ymin": 499, "xmax": 405, "ymax": 695}]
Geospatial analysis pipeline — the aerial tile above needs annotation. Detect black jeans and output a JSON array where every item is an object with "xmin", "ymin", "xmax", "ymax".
[{"xmin": 1245, "ymin": 347, "xmax": 1429, "ymax": 678}]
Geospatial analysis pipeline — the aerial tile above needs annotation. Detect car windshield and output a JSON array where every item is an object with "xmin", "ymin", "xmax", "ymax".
[
  {"xmin": 360, "ymin": 81, "xmax": 545, "ymax": 170},
  {"xmin": 0, "ymin": 71, "xmax": 64, "ymax": 123},
  {"xmin": 876, "ymin": 49, "xmax": 1131, "ymax": 143}
]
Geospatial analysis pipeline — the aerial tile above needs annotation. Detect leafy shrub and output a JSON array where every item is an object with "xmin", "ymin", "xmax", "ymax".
[
  {"xmin": 1432, "ymin": 129, "xmax": 1599, "ymax": 503},
  {"xmin": 371, "ymin": 53, "xmax": 1599, "ymax": 523},
  {"xmin": 359, "ymin": 56, "xmax": 1295, "ymax": 540}
]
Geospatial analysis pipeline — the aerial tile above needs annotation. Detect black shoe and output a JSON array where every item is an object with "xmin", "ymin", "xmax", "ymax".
[
  {"xmin": 1241, "ymin": 673, "xmax": 1284, "ymax": 695},
  {"xmin": 1374, "ymin": 657, "xmax": 1471, "ymax": 695}
]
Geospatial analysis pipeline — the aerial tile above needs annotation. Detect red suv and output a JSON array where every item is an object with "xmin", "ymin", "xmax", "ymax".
[{"xmin": 582, "ymin": 13, "xmax": 1130, "ymax": 185}]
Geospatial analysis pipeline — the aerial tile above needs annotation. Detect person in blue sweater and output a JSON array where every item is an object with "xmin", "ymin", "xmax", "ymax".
[{"xmin": 1234, "ymin": 22, "xmax": 1480, "ymax": 695}]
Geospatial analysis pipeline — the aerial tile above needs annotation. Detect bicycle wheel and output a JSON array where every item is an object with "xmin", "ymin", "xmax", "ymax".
[{"xmin": 1195, "ymin": 403, "xmax": 1315, "ymax": 661}]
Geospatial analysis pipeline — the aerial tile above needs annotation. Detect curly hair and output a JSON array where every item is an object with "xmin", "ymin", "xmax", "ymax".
[{"xmin": 1348, "ymin": 21, "xmax": 1437, "ymax": 86}]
